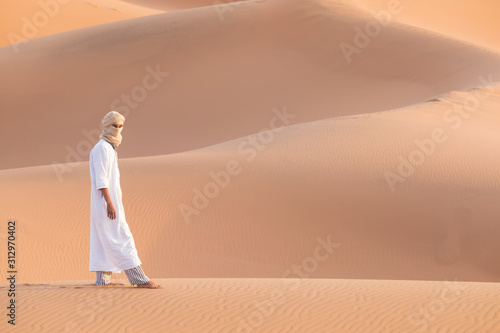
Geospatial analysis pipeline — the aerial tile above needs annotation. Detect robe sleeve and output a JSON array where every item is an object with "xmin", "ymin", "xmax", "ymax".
[{"xmin": 93, "ymin": 145, "xmax": 111, "ymax": 190}]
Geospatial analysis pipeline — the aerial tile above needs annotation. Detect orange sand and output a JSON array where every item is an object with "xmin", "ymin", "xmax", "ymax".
[{"xmin": 1, "ymin": 0, "xmax": 499, "ymax": 332}]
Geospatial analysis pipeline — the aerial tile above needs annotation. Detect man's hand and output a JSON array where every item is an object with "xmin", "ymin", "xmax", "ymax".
[
  {"xmin": 106, "ymin": 202, "xmax": 116, "ymax": 220},
  {"xmin": 99, "ymin": 188, "xmax": 117, "ymax": 220}
]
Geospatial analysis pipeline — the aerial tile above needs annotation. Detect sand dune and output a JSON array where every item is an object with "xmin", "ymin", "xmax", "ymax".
[
  {"xmin": 1, "ymin": 278, "xmax": 499, "ymax": 332},
  {"xmin": 1, "ymin": 0, "xmax": 500, "ymax": 170},
  {"xmin": 2, "ymin": 83, "xmax": 500, "ymax": 283},
  {"xmin": 355, "ymin": 0, "xmax": 500, "ymax": 52},
  {"xmin": 0, "ymin": 0, "xmax": 163, "ymax": 49},
  {"xmin": 123, "ymin": 0, "xmax": 248, "ymax": 11},
  {"xmin": 0, "ymin": 0, "xmax": 243, "ymax": 49},
  {"xmin": 2, "ymin": 0, "xmax": 500, "ymax": 332}
]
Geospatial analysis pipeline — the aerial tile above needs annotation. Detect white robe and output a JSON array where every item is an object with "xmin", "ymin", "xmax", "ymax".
[{"xmin": 89, "ymin": 138, "xmax": 141, "ymax": 272}]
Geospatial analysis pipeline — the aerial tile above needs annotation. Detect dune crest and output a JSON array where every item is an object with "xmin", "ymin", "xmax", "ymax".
[
  {"xmin": 354, "ymin": 0, "xmax": 500, "ymax": 52},
  {"xmin": 0, "ymin": 0, "xmax": 164, "ymax": 48}
]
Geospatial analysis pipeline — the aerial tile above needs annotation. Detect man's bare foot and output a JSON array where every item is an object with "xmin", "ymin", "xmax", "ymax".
[{"xmin": 136, "ymin": 280, "xmax": 164, "ymax": 289}]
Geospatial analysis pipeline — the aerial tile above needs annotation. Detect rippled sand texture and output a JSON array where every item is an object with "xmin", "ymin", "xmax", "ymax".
[{"xmin": 2, "ymin": 279, "xmax": 500, "ymax": 332}]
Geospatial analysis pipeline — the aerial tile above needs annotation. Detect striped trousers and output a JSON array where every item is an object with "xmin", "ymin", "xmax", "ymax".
[{"xmin": 95, "ymin": 265, "xmax": 150, "ymax": 286}]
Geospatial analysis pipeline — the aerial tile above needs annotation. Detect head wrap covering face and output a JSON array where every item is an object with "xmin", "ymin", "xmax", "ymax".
[{"xmin": 99, "ymin": 111, "xmax": 125, "ymax": 148}]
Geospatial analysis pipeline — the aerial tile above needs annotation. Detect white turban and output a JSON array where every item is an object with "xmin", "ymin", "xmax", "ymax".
[{"xmin": 99, "ymin": 111, "xmax": 125, "ymax": 148}]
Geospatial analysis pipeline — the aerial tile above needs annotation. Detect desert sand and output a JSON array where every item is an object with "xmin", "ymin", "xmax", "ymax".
[
  {"xmin": 354, "ymin": 0, "xmax": 500, "ymax": 52},
  {"xmin": 0, "ymin": 0, "xmax": 162, "ymax": 49},
  {"xmin": 4, "ymin": 278, "xmax": 500, "ymax": 332},
  {"xmin": 1, "ymin": 0, "xmax": 500, "ymax": 332}
]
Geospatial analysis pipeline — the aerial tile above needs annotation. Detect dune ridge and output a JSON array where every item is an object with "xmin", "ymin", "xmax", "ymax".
[
  {"xmin": 0, "ymin": 0, "xmax": 164, "ymax": 49},
  {"xmin": 353, "ymin": 0, "xmax": 500, "ymax": 52},
  {"xmin": 0, "ymin": 0, "xmax": 250, "ymax": 49}
]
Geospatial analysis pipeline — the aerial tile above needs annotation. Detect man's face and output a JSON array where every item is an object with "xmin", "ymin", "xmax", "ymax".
[{"xmin": 112, "ymin": 124, "xmax": 123, "ymax": 129}]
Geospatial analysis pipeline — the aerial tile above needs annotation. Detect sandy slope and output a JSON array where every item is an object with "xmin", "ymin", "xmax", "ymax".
[
  {"xmin": 1, "ymin": 278, "xmax": 499, "ymax": 332},
  {"xmin": 1, "ymin": 0, "xmax": 500, "ymax": 170},
  {"xmin": 0, "ymin": 0, "xmax": 242, "ymax": 49},
  {"xmin": 1, "ymin": 83, "xmax": 499, "ymax": 283},
  {"xmin": 123, "ymin": 0, "xmax": 248, "ymax": 11},
  {"xmin": 355, "ymin": 0, "xmax": 500, "ymax": 52},
  {"xmin": 0, "ymin": 0, "xmax": 163, "ymax": 49}
]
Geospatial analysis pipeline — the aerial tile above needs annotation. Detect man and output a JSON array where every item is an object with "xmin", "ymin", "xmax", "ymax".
[{"xmin": 89, "ymin": 111, "xmax": 163, "ymax": 289}]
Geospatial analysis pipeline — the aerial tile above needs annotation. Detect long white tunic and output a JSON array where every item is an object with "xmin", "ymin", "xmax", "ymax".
[{"xmin": 89, "ymin": 138, "xmax": 141, "ymax": 272}]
